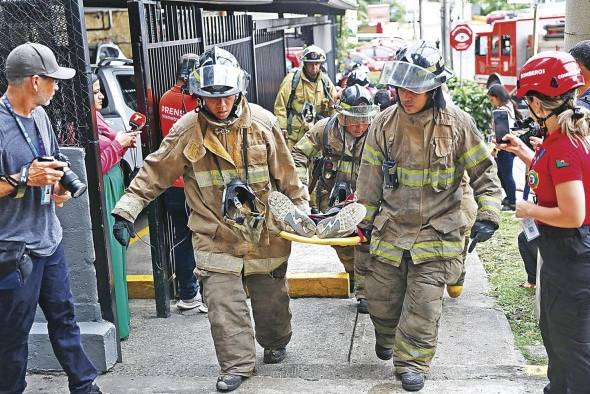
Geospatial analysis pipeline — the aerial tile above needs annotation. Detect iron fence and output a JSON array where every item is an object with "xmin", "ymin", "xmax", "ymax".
[{"xmin": 254, "ymin": 27, "xmax": 286, "ymax": 111}]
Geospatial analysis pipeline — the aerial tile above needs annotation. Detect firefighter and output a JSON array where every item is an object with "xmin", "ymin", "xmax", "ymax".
[
  {"xmin": 111, "ymin": 47, "xmax": 310, "ymax": 392},
  {"xmin": 291, "ymin": 84, "xmax": 379, "ymax": 313},
  {"xmin": 274, "ymin": 45, "xmax": 337, "ymax": 149},
  {"xmin": 356, "ymin": 41, "xmax": 502, "ymax": 391}
]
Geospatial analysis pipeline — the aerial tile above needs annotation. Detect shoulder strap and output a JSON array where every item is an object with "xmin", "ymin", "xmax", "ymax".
[
  {"xmin": 286, "ymin": 69, "xmax": 302, "ymax": 113},
  {"xmin": 242, "ymin": 127, "xmax": 249, "ymax": 184},
  {"xmin": 322, "ymin": 115, "xmax": 338, "ymax": 157},
  {"xmin": 320, "ymin": 73, "xmax": 333, "ymax": 103}
]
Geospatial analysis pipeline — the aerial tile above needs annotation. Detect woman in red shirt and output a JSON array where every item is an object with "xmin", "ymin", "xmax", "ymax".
[
  {"xmin": 93, "ymin": 74, "xmax": 139, "ymax": 339},
  {"xmin": 499, "ymin": 52, "xmax": 590, "ymax": 393}
]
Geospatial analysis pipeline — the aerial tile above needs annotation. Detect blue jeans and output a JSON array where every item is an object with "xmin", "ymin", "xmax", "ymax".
[
  {"xmin": 495, "ymin": 150, "xmax": 516, "ymax": 205},
  {"xmin": 0, "ymin": 242, "xmax": 97, "ymax": 394},
  {"xmin": 163, "ymin": 187, "xmax": 198, "ymax": 301}
]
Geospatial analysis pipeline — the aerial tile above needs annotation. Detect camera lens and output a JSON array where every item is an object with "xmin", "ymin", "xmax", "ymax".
[{"xmin": 59, "ymin": 169, "xmax": 87, "ymax": 198}]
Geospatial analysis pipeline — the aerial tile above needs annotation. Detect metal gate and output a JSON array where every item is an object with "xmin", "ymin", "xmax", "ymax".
[
  {"xmin": 253, "ymin": 27, "xmax": 286, "ymax": 111},
  {"xmin": 0, "ymin": 0, "xmax": 117, "ymax": 327}
]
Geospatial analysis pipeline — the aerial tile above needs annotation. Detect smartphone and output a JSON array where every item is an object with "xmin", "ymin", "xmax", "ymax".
[{"xmin": 492, "ymin": 109, "xmax": 510, "ymax": 144}]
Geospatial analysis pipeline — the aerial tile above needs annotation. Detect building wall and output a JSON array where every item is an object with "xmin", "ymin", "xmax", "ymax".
[{"xmin": 85, "ymin": 10, "xmax": 132, "ymax": 58}]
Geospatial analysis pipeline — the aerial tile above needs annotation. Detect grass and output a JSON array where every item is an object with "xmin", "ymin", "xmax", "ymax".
[{"xmin": 477, "ymin": 212, "xmax": 546, "ymax": 365}]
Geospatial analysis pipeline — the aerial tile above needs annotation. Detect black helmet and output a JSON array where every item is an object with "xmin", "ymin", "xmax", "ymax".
[
  {"xmin": 176, "ymin": 53, "xmax": 198, "ymax": 82},
  {"xmin": 336, "ymin": 85, "xmax": 379, "ymax": 126},
  {"xmin": 374, "ymin": 89, "xmax": 393, "ymax": 111},
  {"xmin": 189, "ymin": 47, "xmax": 249, "ymax": 97},
  {"xmin": 379, "ymin": 40, "xmax": 453, "ymax": 93},
  {"xmin": 346, "ymin": 69, "xmax": 370, "ymax": 88}
]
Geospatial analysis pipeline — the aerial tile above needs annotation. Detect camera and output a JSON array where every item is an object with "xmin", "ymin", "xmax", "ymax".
[
  {"xmin": 37, "ymin": 153, "xmax": 87, "ymax": 198},
  {"xmin": 511, "ymin": 117, "xmax": 541, "ymax": 150}
]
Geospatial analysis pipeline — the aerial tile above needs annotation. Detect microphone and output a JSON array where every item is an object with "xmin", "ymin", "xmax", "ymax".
[{"xmin": 128, "ymin": 112, "xmax": 147, "ymax": 131}]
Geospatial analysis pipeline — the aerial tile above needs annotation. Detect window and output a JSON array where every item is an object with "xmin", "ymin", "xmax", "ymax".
[
  {"xmin": 491, "ymin": 35, "xmax": 500, "ymax": 56},
  {"xmin": 501, "ymin": 34, "xmax": 512, "ymax": 56},
  {"xmin": 475, "ymin": 36, "xmax": 488, "ymax": 56},
  {"xmin": 116, "ymin": 74, "xmax": 137, "ymax": 112}
]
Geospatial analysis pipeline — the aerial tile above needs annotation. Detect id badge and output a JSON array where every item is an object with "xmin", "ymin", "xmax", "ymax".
[
  {"xmin": 40, "ymin": 185, "xmax": 53, "ymax": 205},
  {"xmin": 522, "ymin": 217, "xmax": 540, "ymax": 241}
]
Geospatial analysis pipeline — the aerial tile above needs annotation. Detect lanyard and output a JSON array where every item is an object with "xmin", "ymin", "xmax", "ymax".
[
  {"xmin": 1, "ymin": 95, "xmax": 46, "ymax": 157},
  {"xmin": 531, "ymin": 147, "xmax": 546, "ymax": 168}
]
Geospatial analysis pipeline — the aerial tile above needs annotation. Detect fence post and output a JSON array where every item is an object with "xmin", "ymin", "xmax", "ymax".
[
  {"xmin": 250, "ymin": 17, "xmax": 259, "ymax": 104},
  {"xmin": 128, "ymin": 0, "xmax": 171, "ymax": 318}
]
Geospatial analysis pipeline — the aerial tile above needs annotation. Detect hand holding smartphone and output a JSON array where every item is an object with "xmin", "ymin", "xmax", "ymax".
[{"xmin": 492, "ymin": 109, "xmax": 510, "ymax": 144}]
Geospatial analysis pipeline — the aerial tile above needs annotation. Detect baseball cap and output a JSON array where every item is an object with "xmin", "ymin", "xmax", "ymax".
[{"xmin": 5, "ymin": 42, "xmax": 76, "ymax": 81}]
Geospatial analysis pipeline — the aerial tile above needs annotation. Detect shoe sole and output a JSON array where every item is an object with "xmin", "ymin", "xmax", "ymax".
[
  {"xmin": 176, "ymin": 302, "xmax": 201, "ymax": 311},
  {"xmin": 268, "ymin": 191, "xmax": 316, "ymax": 237},
  {"xmin": 316, "ymin": 203, "xmax": 366, "ymax": 239},
  {"xmin": 375, "ymin": 345, "xmax": 393, "ymax": 360},
  {"xmin": 401, "ymin": 382, "xmax": 425, "ymax": 392}
]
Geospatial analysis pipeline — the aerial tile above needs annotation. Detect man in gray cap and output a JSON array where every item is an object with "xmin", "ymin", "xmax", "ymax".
[{"xmin": 0, "ymin": 42, "xmax": 100, "ymax": 394}]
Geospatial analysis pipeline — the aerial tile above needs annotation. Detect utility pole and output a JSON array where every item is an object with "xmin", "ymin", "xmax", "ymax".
[
  {"xmin": 565, "ymin": 0, "xmax": 590, "ymax": 50},
  {"xmin": 440, "ymin": 0, "xmax": 452, "ymax": 66},
  {"xmin": 419, "ymin": 0, "xmax": 423, "ymax": 40}
]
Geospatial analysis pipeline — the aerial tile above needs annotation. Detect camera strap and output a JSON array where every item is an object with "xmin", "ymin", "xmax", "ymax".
[{"xmin": 1, "ymin": 95, "xmax": 47, "ymax": 157}]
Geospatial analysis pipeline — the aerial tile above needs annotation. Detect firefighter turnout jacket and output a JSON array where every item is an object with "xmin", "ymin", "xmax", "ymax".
[
  {"xmin": 113, "ymin": 98, "xmax": 309, "ymax": 275},
  {"xmin": 274, "ymin": 69, "xmax": 337, "ymax": 148},
  {"xmin": 291, "ymin": 116, "xmax": 364, "ymax": 212},
  {"xmin": 357, "ymin": 104, "xmax": 502, "ymax": 265}
]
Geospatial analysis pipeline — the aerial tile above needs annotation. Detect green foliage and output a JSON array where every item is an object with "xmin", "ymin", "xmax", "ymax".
[
  {"xmin": 469, "ymin": 0, "xmax": 528, "ymax": 16},
  {"xmin": 478, "ymin": 213, "xmax": 546, "ymax": 365},
  {"xmin": 447, "ymin": 78, "xmax": 492, "ymax": 137}
]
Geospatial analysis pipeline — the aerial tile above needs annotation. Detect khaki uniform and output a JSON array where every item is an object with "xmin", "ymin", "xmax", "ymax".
[
  {"xmin": 113, "ymin": 99, "xmax": 308, "ymax": 377},
  {"xmin": 274, "ymin": 69, "xmax": 337, "ymax": 149},
  {"xmin": 291, "ymin": 116, "xmax": 366, "ymax": 298},
  {"xmin": 357, "ymin": 104, "xmax": 501, "ymax": 374}
]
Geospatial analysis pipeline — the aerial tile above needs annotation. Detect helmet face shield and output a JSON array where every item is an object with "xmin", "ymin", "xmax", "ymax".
[
  {"xmin": 189, "ymin": 64, "xmax": 249, "ymax": 97},
  {"xmin": 380, "ymin": 60, "xmax": 444, "ymax": 93},
  {"xmin": 336, "ymin": 103, "xmax": 380, "ymax": 126}
]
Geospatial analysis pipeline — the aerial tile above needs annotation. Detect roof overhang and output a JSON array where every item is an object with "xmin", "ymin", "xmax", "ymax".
[{"xmin": 83, "ymin": 0, "xmax": 356, "ymax": 15}]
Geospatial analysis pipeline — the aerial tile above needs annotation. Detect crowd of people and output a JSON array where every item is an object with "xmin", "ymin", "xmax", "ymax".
[{"xmin": 2, "ymin": 36, "xmax": 590, "ymax": 394}]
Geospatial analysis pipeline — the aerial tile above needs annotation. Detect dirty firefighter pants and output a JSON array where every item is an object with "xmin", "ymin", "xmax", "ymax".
[
  {"xmin": 333, "ymin": 245, "xmax": 365, "ymax": 299},
  {"xmin": 366, "ymin": 252, "xmax": 462, "ymax": 374},
  {"xmin": 200, "ymin": 263, "xmax": 292, "ymax": 376}
]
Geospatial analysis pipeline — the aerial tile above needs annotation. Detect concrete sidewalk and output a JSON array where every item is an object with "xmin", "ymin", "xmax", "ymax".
[{"xmin": 25, "ymin": 246, "xmax": 547, "ymax": 393}]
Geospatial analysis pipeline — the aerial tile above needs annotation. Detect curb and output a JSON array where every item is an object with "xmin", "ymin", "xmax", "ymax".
[
  {"xmin": 127, "ymin": 272, "xmax": 350, "ymax": 299},
  {"xmin": 524, "ymin": 365, "xmax": 548, "ymax": 377}
]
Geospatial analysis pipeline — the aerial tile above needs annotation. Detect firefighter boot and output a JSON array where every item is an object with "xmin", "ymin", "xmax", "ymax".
[
  {"xmin": 375, "ymin": 343, "xmax": 393, "ymax": 360},
  {"xmin": 263, "ymin": 347, "xmax": 287, "ymax": 364},
  {"xmin": 357, "ymin": 299, "xmax": 369, "ymax": 314},
  {"xmin": 399, "ymin": 372, "xmax": 425, "ymax": 392},
  {"xmin": 216, "ymin": 374, "xmax": 243, "ymax": 392}
]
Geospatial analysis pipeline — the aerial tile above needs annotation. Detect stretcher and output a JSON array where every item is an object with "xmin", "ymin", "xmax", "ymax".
[{"xmin": 278, "ymin": 231, "xmax": 365, "ymax": 246}]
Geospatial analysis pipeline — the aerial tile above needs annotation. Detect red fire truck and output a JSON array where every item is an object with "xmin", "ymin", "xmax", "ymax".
[{"xmin": 474, "ymin": 15, "xmax": 565, "ymax": 90}]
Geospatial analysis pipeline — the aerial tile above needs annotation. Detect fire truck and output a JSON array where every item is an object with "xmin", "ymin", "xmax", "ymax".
[{"xmin": 474, "ymin": 15, "xmax": 565, "ymax": 90}]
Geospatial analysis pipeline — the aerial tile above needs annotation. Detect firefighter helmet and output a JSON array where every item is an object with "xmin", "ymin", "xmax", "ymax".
[
  {"xmin": 516, "ymin": 51, "xmax": 584, "ymax": 98},
  {"xmin": 301, "ymin": 45, "xmax": 327, "ymax": 63},
  {"xmin": 336, "ymin": 85, "xmax": 379, "ymax": 126},
  {"xmin": 380, "ymin": 40, "xmax": 453, "ymax": 93},
  {"xmin": 346, "ymin": 69, "xmax": 370, "ymax": 87},
  {"xmin": 189, "ymin": 47, "xmax": 250, "ymax": 97}
]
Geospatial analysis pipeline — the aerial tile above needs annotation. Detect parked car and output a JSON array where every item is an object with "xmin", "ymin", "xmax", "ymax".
[
  {"xmin": 486, "ymin": 10, "xmax": 518, "ymax": 25},
  {"xmin": 286, "ymin": 46, "xmax": 303, "ymax": 71},
  {"xmin": 93, "ymin": 58, "xmax": 144, "ymax": 185},
  {"xmin": 355, "ymin": 44, "xmax": 397, "ymax": 62},
  {"xmin": 88, "ymin": 42, "xmax": 129, "ymax": 66}
]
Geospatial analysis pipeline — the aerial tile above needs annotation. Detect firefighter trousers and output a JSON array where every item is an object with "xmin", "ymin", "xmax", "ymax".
[
  {"xmin": 200, "ymin": 262, "xmax": 292, "ymax": 377},
  {"xmin": 333, "ymin": 245, "xmax": 365, "ymax": 299},
  {"xmin": 366, "ymin": 252, "xmax": 462, "ymax": 374}
]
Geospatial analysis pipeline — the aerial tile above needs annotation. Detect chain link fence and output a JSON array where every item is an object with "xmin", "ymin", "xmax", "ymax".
[{"xmin": 0, "ymin": 0, "xmax": 93, "ymax": 147}]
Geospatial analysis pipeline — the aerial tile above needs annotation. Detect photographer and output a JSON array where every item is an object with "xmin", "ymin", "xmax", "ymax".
[
  {"xmin": 0, "ymin": 43, "xmax": 99, "ymax": 393},
  {"xmin": 498, "ymin": 51, "xmax": 590, "ymax": 393}
]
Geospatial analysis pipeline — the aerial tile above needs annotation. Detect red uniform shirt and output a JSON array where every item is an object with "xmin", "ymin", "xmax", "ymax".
[
  {"xmin": 158, "ymin": 83, "xmax": 199, "ymax": 188},
  {"xmin": 528, "ymin": 130, "xmax": 590, "ymax": 225}
]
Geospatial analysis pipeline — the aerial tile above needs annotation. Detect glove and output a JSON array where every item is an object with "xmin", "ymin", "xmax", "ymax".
[
  {"xmin": 468, "ymin": 220, "xmax": 497, "ymax": 253},
  {"xmin": 359, "ymin": 226, "xmax": 372, "ymax": 243},
  {"xmin": 112, "ymin": 214, "xmax": 136, "ymax": 247}
]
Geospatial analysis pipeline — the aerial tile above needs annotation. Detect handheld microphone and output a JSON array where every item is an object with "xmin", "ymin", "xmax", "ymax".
[{"xmin": 128, "ymin": 112, "xmax": 147, "ymax": 131}]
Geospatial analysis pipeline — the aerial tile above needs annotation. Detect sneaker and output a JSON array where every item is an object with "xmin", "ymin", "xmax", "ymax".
[
  {"xmin": 501, "ymin": 203, "xmax": 516, "ymax": 211},
  {"xmin": 316, "ymin": 203, "xmax": 366, "ymax": 239},
  {"xmin": 177, "ymin": 294, "xmax": 205, "ymax": 311},
  {"xmin": 216, "ymin": 374, "xmax": 243, "ymax": 392},
  {"xmin": 399, "ymin": 372, "xmax": 425, "ymax": 392},
  {"xmin": 88, "ymin": 383, "xmax": 102, "ymax": 394},
  {"xmin": 263, "ymin": 347, "xmax": 287, "ymax": 364},
  {"xmin": 357, "ymin": 298, "xmax": 369, "ymax": 314},
  {"xmin": 268, "ymin": 191, "xmax": 316, "ymax": 237}
]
